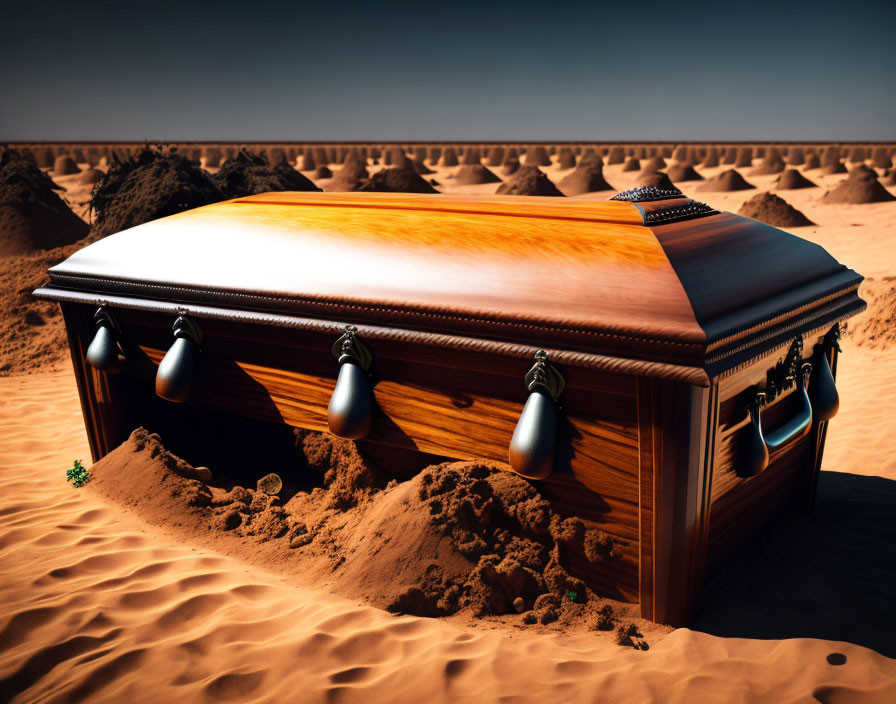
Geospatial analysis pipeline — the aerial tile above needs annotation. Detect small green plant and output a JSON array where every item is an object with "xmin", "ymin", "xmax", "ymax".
[
  {"xmin": 66, "ymin": 460, "xmax": 90, "ymax": 488},
  {"xmin": 566, "ymin": 590, "xmax": 578, "ymax": 602}
]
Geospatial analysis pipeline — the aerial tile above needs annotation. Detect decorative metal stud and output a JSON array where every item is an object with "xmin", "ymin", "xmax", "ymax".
[
  {"xmin": 509, "ymin": 350, "xmax": 566, "ymax": 480},
  {"xmin": 86, "ymin": 305, "xmax": 124, "ymax": 372},
  {"xmin": 155, "ymin": 312, "xmax": 203, "ymax": 403},
  {"xmin": 327, "ymin": 325, "xmax": 374, "ymax": 440}
]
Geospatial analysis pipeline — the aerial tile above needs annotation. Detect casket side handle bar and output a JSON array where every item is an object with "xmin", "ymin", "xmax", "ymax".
[
  {"xmin": 740, "ymin": 325, "xmax": 843, "ymax": 478},
  {"xmin": 86, "ymin": 304, "xmax": 124, "ymax": 372},
  {"xmin": 327, "ymin": 325, "xmax": 374, "ymax": 440},
  {"xmin": 155, "ymin": 313, "xmax": 203, "ymax": 403},
  {"xmin": 509, "ymin": 350, "xmax": 566, "ymax": 480}
]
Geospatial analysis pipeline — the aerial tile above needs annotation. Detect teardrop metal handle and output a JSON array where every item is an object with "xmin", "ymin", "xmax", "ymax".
[
  {"xmin": 155, "ymin": 315, "xmax": 203, "ymax": 403},
  {"xmin": 86, "ymin": 307, "xmax": 124, "ymax": 372},
  {"xmin": 327, "ymin": 326, "xmax": 373, "ymax": 440},
  {"xmin": 509, "ymin": 351, "xmax": 566, "ymax": 480},
  {"xmin": 739, "ymin": 362, "xmax": 812, "ymax": 477},
  {"xmin": 809, "ymin": 340, "xmax": 840, "ymax": 423}
]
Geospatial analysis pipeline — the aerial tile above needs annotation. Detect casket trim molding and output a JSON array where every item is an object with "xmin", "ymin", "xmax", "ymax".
[{"xmin": 33, "ymin": 286, "xmax": 712, "ymax": 386}]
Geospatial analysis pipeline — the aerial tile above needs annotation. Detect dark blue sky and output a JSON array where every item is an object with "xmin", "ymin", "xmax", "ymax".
[{"xmin": 1, "ymin": 0, "xmax": 893, "ymax": 141}]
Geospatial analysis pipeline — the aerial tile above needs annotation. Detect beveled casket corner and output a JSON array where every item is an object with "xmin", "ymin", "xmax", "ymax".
[
  {"xmin": 155, "ymin": 312, "xmax": 203, "ymax": 404},
  {"xmin": 327, "ymin": 325, "xmax": 374, "ymax": 440},
  {"xmin": 509, "ymin": 350, "xmax": 566, "ymax": 481},
  {"xmin": 85, "ymin": 303, "xmax": 125, "ymax": 373}
]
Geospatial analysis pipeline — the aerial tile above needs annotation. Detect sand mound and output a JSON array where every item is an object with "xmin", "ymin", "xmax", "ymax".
[
  {"xmin": 496, "ymin": 165, "xmax": 563, "ymax": 196},
  {"xmin": 439, "ymin": 147, "xmax": 459, "ymax": 167},
  {"xmin": 738, "ymin": 192, "xmax": 814, "ymax": 227},
  {"xmin": 327, "ymin": 150, "xmax": 370, "ymax": 191},
  {"xmin": 557, "ymin": 149, "xmax": 576, "ymax": 169},
  {"xmin": 698, "ymin": 169, "xmax": 755, "ymax": 192},
  {"xmin": 842, "ymin": 277, "xmax": 896, "ymax": 349},
  {"xmin": 88, "ymin": 428, "xmax": 628, "ymax": 626},
  {"xmin": 871, "ymin": 146, "xmax": 893, "ymax": 170},
  {"xmin": 486, "ymin": 146, "xmax": 505, "ymax": 167},
  {"xmin": 52, "ymin": 155, "xmax": 80, "ymax": 175},
  {"xmin": 822, "ymin": 166, "xmax": 896, "ymax": 204},
  {"xmin": 722, "ymin": 146, "xmax": 737, "ymax": 164},
  {"xmin": 848, "ymin": 147, "xmax": 867, "ymax": 164},
  {"xmin": 212, "ymin": 150, "xmax": 320, "ymax": 198},
  {"xmin": 882, "ymin": 169, "xmax": 896, "ymax": 187},
  {"xmin": 454, "ymin": 150, "xmax": 500, "ymax": 185},
  {"xmin": 787, "ymin": 147, "xmax": 805, "ymax": 166},
  {"xmin": 641, "ymin": 156, "xmax": 666, "ymax": 171},
  {"xmin": 606, "ymin": 147, "xmax": 625, "ymax": 165},
  {"xmin": 667, "ymin": 164, "xmax": 704, "ymax": 182},
  {"xmin": 0, "ymin": 148, "xmax": 88, "ymax": 257},
  {"xmin": 734, "ymin": 147, "xmax": 753, "ymax": 168},
  {"xmin": 313, "ymin": 165, "xmax": 333, "ymax": 179},
  {"xmin": 77, "ymin": 168, "xmax": 103, "ymax": 185},
  {"xmin": 701, "ymin": 148, "xmax": 720, "ymax": 168},
  {"xmin": 33, "ymin": 147, "xmax": 54, "ymax": 168},
  {"xmin": 88, "ymin": 146, "xmax": 223, "ymax": 238},
  {"xmin": 524, "ymin": 146, "xmax": 551, "ymax": 167},
  {"xmin": 636, "ymin": 171, "xmax": 675, "ymax": 190},
  {"xmin": 558, "ymin": 157, "xmax": 613, "ymax": 195},
  {"xmin": 300, "ymin": 149, "xmax": 316, "ymax": 171},
  {"xmin": 774, "ymin": 169, "xmax": 816, "ymax": 190},
  {"xmin": 356, "ymin": 166, "xmax": 439, "ymax": 193},
  {"xmin": 501, "ymin": 156, "xmax": 521, "ymax": 176},
  {"xmin": 821, "ymin": 152, "xmax": 848, "ymax": 175},
  {"xmin": 803, "ymin": 152, "xmax": 821, "ymax": 170},
  {"xmin": 411, "ymin": 158, "xmax": 433, "ymax": 175},
  {"xmin": 621, "ymin": 157, "xmax": 640, "ymax": 172},
  {"xmin": 749, "ymin": 147, "xmax": 785, "ymax": 175}
]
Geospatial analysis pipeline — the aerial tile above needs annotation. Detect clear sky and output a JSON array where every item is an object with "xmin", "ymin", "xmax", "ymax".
[{"xmin": 1, "ymin": 0, "xmax": 893, "ymax": 141}]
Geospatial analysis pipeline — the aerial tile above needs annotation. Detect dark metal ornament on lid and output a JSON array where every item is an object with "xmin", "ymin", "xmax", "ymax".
[
  {"xmin": 155, "ymin": 313, "xmax": 203, "ymax": 403},
  {"xmin": 86, "ymin": 305, "xmax": 124, "ymax": 372},
  {"xmin": 509, "ymin": 350, "xmax": 566, "ymax": 480},
  {"xmin": 327, "ymin": 325, "xmax": 374, "ymax": 440}
]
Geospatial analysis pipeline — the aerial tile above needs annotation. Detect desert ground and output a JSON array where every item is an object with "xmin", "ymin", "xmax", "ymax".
[{"xmin": 1, "ymin": 143, "xmax": 895, "ymax": 703}]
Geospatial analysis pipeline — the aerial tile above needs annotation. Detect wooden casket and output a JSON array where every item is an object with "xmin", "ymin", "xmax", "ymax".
[{"xmin": 34, "ymin": 188, "xmax": 864, "ymax": 625}]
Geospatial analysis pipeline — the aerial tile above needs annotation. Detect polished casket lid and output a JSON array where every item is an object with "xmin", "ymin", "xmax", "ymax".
[{"xmin": 38, "ymin": 189, "xmax": 864, "ymax": 382}]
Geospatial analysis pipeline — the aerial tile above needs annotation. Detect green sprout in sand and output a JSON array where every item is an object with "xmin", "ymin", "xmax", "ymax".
[{"xmin": 66, "ymin": 460, "xmax": 90, "ymax": 488}]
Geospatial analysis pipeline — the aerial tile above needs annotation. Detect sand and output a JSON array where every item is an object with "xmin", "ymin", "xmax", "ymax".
[{"xmin": 2, "ymin": 144, "xmax": 896, "ymax": 702}]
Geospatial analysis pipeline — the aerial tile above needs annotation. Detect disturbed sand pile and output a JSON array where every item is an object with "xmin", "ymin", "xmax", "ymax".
[
  {"xmin": 89, "ymin": 146, "xmax": 223, "ymax": 237},
  {"xmin": 804, "ymin": 152, "xmax": 821, "ymax": 170},
  {"xmin": 327, "ymin": 150, "xmax": 370, "ymax": 191},
  {"xmin": 501, "ymin": 156, "xmax": 520, "ymax": 175},
  {"xmin": 871, "ymin": 146, "xmax": 893, "ymax": 169},
  {"xmin": 212, "ymin": 149, "xmax": 320, "ymax": 197},
  {"xmin": 821, "ymin": 150, "xmax": 848, "ymax": 175},
  {"xmin": 738, "ymin": 192, "xmax": 814, "ymax": 227},
  {"xmin": 636, "ymin": 171, "xmax": 675, "ymax": 190},
  {"xmin": 666, "ymin": 164, "xmax": 703, "ymax": 182},
  {"xmin": 843, "ymin": 277, "xmax": 896, "ymax": 349},
  {"xmin": 52, "ymin": 154, "xmax": 80, "ymax": 175},
  {"xmin": 622, "ymin": 157, "xmax": 640, "ymax": 172},
  {"xmin": 486, "ymin": 146, "xmax": 504, "ymax": 167},
  {"xmin": 641, "ymin": 155, "xmax": 666, "ymax": 172},
  {"xmin": 0, "ymin": 148, "xmax": 88, "ymax": 256},
  {"xmin": 557, "ymin": 148, "xmax": 576, "ymax": 169},
  {"xmin": 774, "ymin": 168, "xmax": 816, "ymax": 190},
  {"xmin": 822, "ymin": 166, "xmax": 896, "ymax": 204},
  {"xmin": 357, "ymin": 166, "xmax": 439, "ymax": 193},
  {"xmin": 77, "ymin": 168, "xmax": 103, "ymax": 185},
  {"xmin": 606, "ymin": 146, "xmax": 625, "ymax": 165},
  {"xmin": 749, "ymin": 147, "xmax": 785, "ymax": 175},
  {"xmin": 0, "ymin": 240, "xmax": 85, "ymax": 374},
  {"xmin": 698, "ymin": 168, "xmax": 755, "ymax": 192},
  {"xmin": 524, "ymin": 145, "xmax": 551, "ymax": 167},
  {"xmin": 701, "ymin": 147, "xmax": 720, "ymax": 168},
  {"xmin": 788, "ymin": 147, "xmax": 805, "ymax": 166},
  {"xmin": 735, "ymin": 147, "xmax": 753, "ymax": 167},
  {"xmin": 87, "ymin": 427, "xmax": 639, "ymax": 632},
  {"xmin": 454, "ymin": 149, "xmax": 500, "ymax": 185},
  {"xmin": 558, "ymin": 156, "xmax": 612, "ymax": 195},
  {"xmin": 496, "ymin": 165, "xmax": 563, "ymax": 196},
  {"xmin": 440, "ymin": 146, "xmax": 460, "ymax": 167}
]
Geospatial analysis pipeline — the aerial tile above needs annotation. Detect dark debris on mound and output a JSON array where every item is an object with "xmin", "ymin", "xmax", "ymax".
[
  {"xmin": 738, "ymin": 192, "xmax": 814, "ymax": 227},
  {"xmin": 356, "ymin": 166, "xmax": 439, "ymax": 194},
  {"xmin": 89, "ymin": 145, "xmax": 224, "ymax": 237},
  {"xmin": 212, "ymin": 149, "xmax": 321, "ymax": 198},
  {"xmin": 497, "ymin": 165, "xmax": 563, "ymax": 196},
  {"xmin": 0, "ymin": 146, "xmax": 88, "ymax": 256}
]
